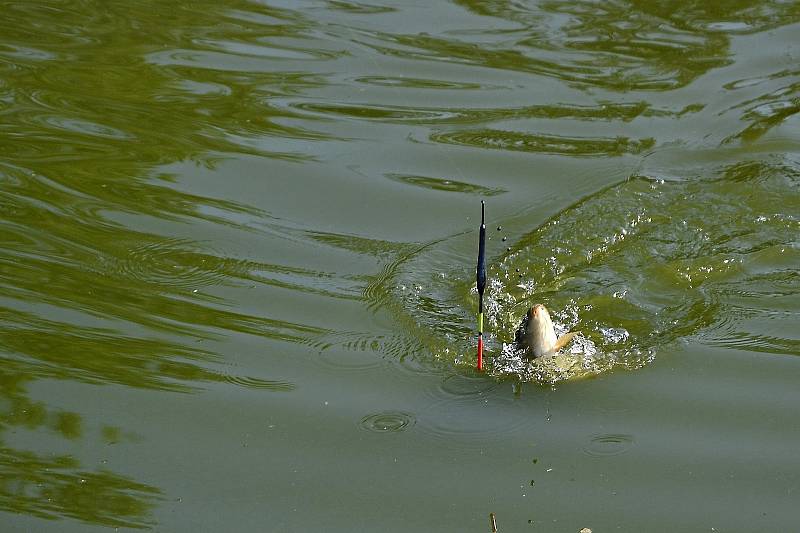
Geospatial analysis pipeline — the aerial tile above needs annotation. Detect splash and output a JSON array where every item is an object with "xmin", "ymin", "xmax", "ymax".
[{"xmin": 385, "ymin": 159, "xmax": 799, "ymax": 384}]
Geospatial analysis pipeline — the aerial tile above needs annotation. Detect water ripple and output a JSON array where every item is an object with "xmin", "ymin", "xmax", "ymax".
[
  {"xmin": 353, "ymin": 75, "xmax": 487, "ymax": 90},
  {"xmin": 418, "ymin": 395, "xmax": 533, "ymax": 450},
  {"xmin": 110, "ymin": 239, "xmax": 229, "ymax": 291},
  {"xmin": 359, "ymin": 411, "xmax": 415, "ymax": 433},
  {"xmin": 583, "ymin": 434, "xmax": 635, "ymax": 457},
  {"xmin": 221, "ymin": 375, "xmax": 296, "ymax": 392},
  {"xmin": 385, "ymin": 173, "xmax": 506, "ymax": 196},
  {"xmin": 437, "ymin": 373, "xmax": 499, "ymax": 397},
  {"xmin": 375, "ymin": 159, "xmax": 799, "ymax": 383},
  {"xmin": 431, "ymin": 129, "xmax": 656, "ymax": 156}
]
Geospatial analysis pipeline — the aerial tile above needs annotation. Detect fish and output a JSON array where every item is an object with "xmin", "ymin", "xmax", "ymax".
[{"xmin": 515, "ymin": 303, "xmax": 578, "ymax": 358}]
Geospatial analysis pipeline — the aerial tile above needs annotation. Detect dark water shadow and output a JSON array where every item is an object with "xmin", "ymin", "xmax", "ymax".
[
  {"xmin": 0, "ymin": 367, "xmax": 161, "ymax": 529},
  {"xmin": 0, "ymin": 0, "xmax": 334, "ymax": 527}
]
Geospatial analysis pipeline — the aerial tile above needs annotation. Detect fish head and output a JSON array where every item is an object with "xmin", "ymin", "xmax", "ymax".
[
  {"xmin": 524, "ymin": 304, "xmax": 558, "ymax": 357},
  {"xmin": 529, "ymin": 303, "xmax": 552, "ymax": 327}
]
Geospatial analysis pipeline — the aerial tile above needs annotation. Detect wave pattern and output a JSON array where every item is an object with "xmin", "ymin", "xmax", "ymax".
[
  {"xmin": 1, "ymin": 0, "xmax": 800, "ymax": 529},
  {"xmin": 378, "ymin": 159, "xmax": 799, "ymax": 383}
]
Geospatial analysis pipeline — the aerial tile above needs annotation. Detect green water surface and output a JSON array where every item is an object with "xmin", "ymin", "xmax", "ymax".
[{"xmin": 1, "ymin": 1, "xmax": 799, "ymax": 531}]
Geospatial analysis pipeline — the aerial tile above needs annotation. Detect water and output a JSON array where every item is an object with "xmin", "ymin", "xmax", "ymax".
[{"xmin": 1, "ymin": 1, "xmax": 798, "ymax": 531}]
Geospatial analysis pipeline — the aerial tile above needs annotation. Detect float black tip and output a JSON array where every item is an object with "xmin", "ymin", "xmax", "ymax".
[
  {"xmin": 476, "ymin": 201, "xmax": 487, "ymax": 371},
  {"xmin": 477, "ymin": 203, "xmax": 487, "ymax": 299}
]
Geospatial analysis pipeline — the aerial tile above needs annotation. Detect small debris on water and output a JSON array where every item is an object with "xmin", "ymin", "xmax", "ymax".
[
  {"xmin": 497, "ymin": 226, "xmax": 502, "ymax": 231},
  {"xmin": 580, "ymin": 529, "xmax": 592, "ymax": 533},
  {"xmin": 502, "ymin": 236, "xmax": 507, "ymax": 241},
  {"xmin": 489, "ymin": 512, "xmax": 497, "ymax": 532}
]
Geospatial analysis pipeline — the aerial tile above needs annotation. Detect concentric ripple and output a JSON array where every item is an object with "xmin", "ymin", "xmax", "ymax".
[
  {"xmin": 359, "ymin": 411, "xmax": 415, "ymax": 434},
  {"xmin": 583, "ymin": 434, "xmax": 635, "ymax": 457},
  {"xmin": 437, "ymin": 372, "xmax": 499, "ymax": 397},
  {"xmin": 417, "ymin": 395, "xmax": 534, "ymax": 450},
  {"xmin": 111, "ymin": 238, "xmax": 229, "ymax": 291}
]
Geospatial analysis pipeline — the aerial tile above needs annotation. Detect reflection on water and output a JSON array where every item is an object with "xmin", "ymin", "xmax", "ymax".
[
  {"xmin": 1, "ymin": 1, "xmax": 327, "ymax": 527},
  {"xmin": 722, "ymin": 71, "xmax": 800, "ymax": 143},
  {"xmin": 455, "ymin": 0, "xmax": 799, "ymax": 89},
  {"xmin": 431, "ymin": 129, "xmax": 655, "ymax": 156},
  {"xmin": 0, "ymin": 447, "xmax": 161, "ymax": 529},
  {"xmin": 0, "ymin": 368, "xmax": 161, "ymax": 529},
  {"xmin": 385, "ymin": 173, "xmax": 506, "ymax": 196},
  {"xmin": 0, "ymin": 0, "xmax": 799, "ymax": 529}
]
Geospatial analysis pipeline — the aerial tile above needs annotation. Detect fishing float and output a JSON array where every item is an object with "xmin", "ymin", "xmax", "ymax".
[{"xmin": 476, "ymin": 200, "xmax": 487, "ymax": 371}]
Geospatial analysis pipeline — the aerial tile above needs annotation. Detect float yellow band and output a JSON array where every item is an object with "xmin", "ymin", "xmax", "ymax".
[{"xmin": 478, "ymin": 312, "xmax": 483, "ymax": 334}]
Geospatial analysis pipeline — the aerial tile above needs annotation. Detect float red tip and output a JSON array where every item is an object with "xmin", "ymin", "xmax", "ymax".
[{"xmin": 477, "ymin": 335, "xmax": 484, "ymax": 371}]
